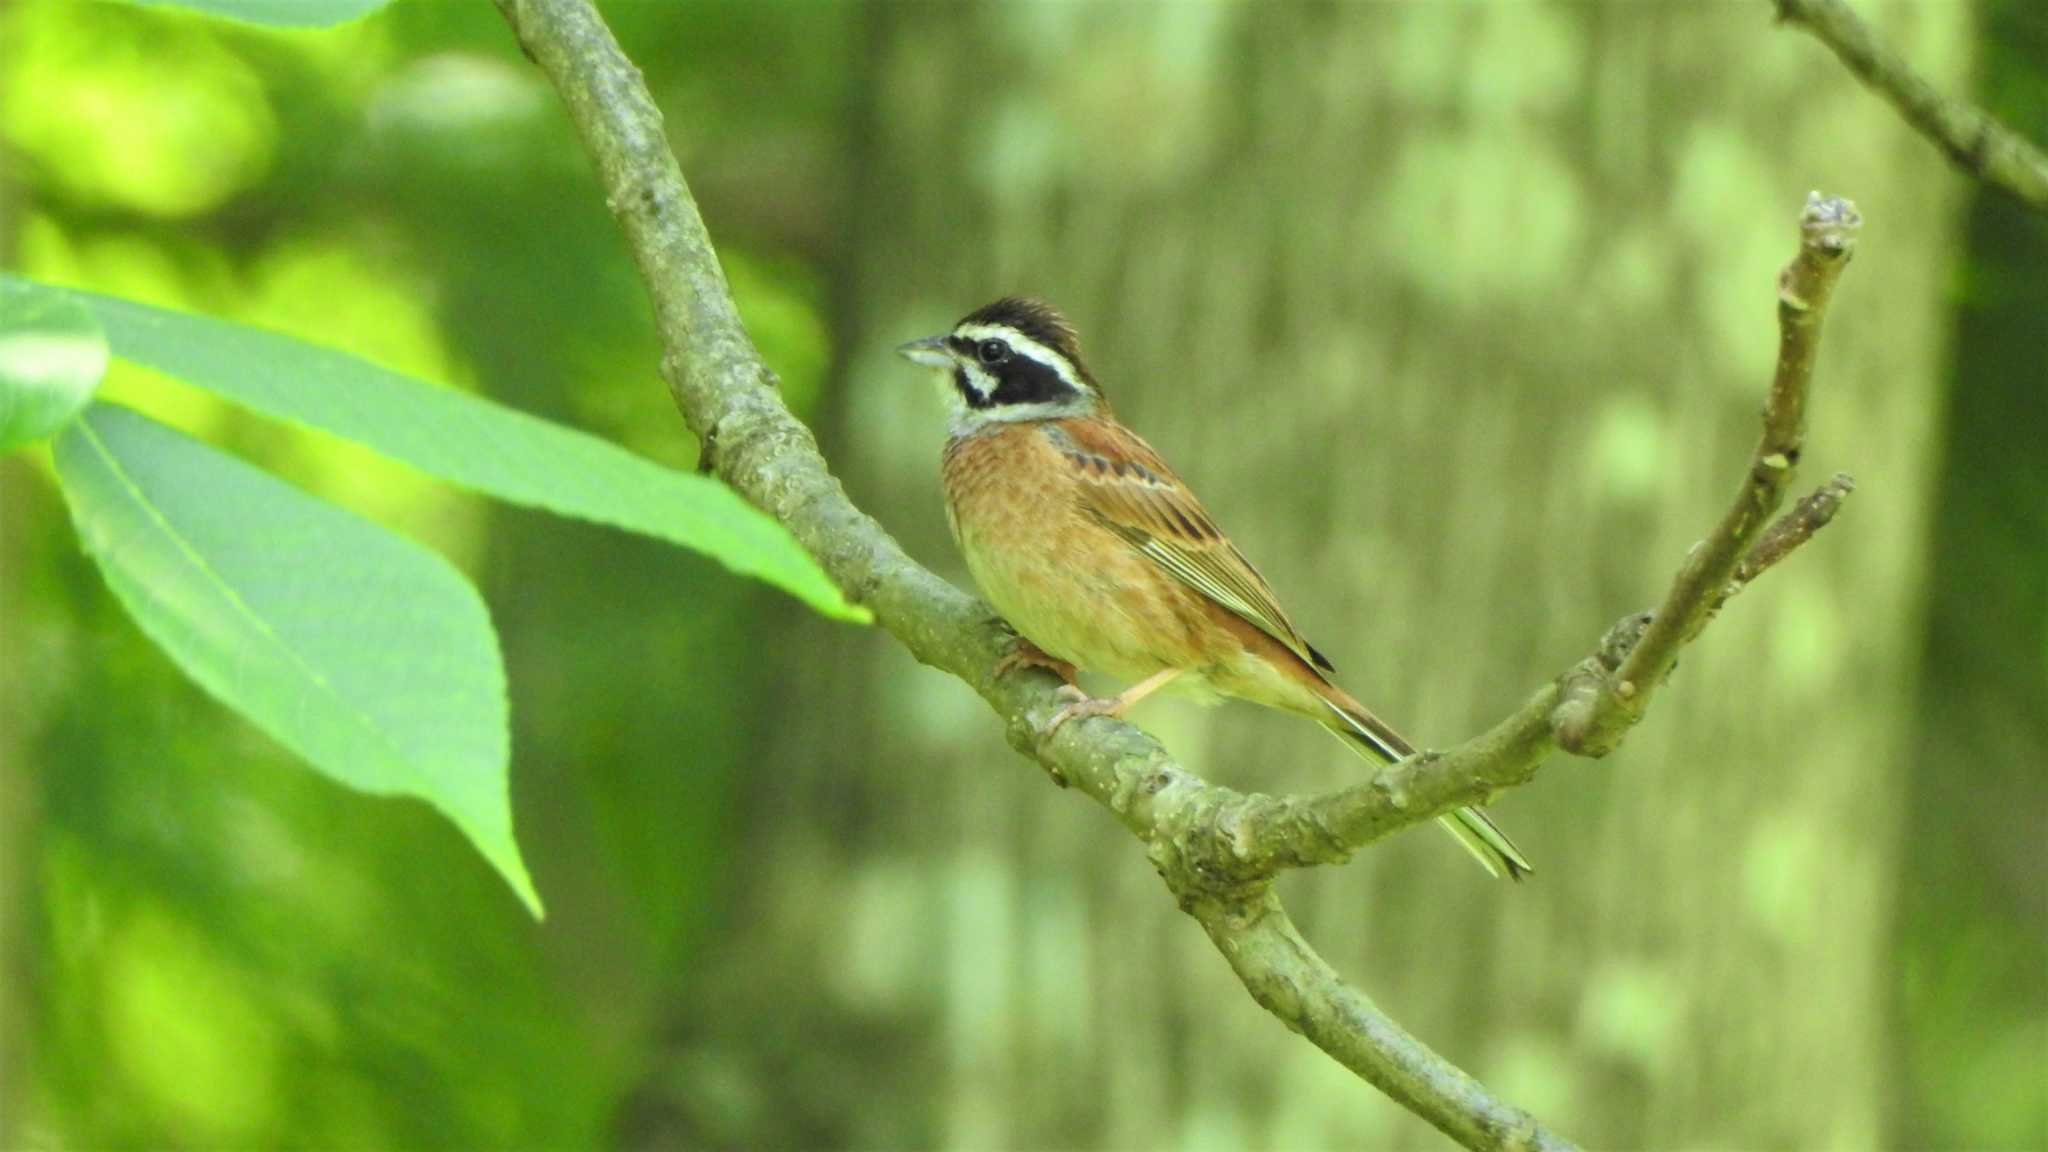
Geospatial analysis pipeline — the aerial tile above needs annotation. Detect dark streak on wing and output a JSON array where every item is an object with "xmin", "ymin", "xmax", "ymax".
[{"xmin": 1043, "ymin": 421, "xmax": 1336, "ymax": 674}]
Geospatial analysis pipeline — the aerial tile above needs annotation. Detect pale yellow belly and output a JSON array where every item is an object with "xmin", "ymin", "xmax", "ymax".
[{"xmin": 960, "ymin": 522, "xmax": 1178, "ymax": 682}]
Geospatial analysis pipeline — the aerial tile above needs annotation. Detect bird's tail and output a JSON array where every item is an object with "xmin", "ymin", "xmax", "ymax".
[{"xmin": 1315, "ymin": 693, "xmax": 1533, "ymax": 882}]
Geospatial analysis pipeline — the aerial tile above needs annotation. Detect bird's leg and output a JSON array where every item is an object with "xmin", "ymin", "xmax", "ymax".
[
  {"xmin": 1046, "ymin": 668, "xmax": 1182, "ymax": 735},
  {"xmin": 993, "ymin": 638, "xmax": 1079, "ymax": 686}
]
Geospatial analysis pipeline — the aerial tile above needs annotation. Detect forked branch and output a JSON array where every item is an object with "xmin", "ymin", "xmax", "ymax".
[
  {"xmin": 494, "ymin": 2, "xmax": 1857, "ymax": 1148},
  {"xmin": 1141, "ymin": 196, "xmax": 1859, "ymax": 886}
]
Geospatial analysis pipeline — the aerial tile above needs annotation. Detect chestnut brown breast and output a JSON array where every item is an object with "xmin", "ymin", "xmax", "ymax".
[{"xmin": 941, "ymin": 422, "xmax": 1226, "ymax": 682}]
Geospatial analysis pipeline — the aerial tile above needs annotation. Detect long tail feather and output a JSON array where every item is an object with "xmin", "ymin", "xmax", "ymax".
[{"xmin": 1317, "ymin": 696, "xmax": 1533, "ymax": 881}]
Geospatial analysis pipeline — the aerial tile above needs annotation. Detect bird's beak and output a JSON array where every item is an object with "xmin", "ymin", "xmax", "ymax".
[{"xmin": 895, "ymin": 334, "xmax": 953, "ymax": 369}]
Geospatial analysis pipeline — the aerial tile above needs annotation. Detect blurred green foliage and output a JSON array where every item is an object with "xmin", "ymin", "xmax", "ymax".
[
  {"xmin": 0, "ymin": 288, "xmax": 102, "ymax": 450},
  {"xmin": 126, "ymin": 0, "xmax": 396, "ymax": 28},
  {"xmin": 2, "ymin": 1, "xmax": 850, "ymax": 1145},
  {"xmin": 0, "ymin": 0, "xmax": 861, "ymax": 934}
]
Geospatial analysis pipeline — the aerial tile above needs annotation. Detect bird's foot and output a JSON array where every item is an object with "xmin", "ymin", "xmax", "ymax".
[
  {"xmin": 993, "ymin": 640, "xmax": 1078, "ymax": 686},
  {"xmin": 1045, "ymin": 688, "xmax": 1126, "ymax": 736},
  {"xmin": 1044, "ymin": 668, "xmax": 1183, "ymax": 737}
]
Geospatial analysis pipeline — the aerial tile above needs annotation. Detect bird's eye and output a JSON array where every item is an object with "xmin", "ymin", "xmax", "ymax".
[{"xmin": 976, "ymin": 339, "xmax": 1011, "ymax": 365}]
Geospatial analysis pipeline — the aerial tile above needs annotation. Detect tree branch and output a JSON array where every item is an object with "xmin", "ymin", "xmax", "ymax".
[
  {"xmin": 1775, "ymin": 0, "xmax": 2048, "ymax": 213},
  {"xmin": 1204, "ymin": 199, "xmax": 1859, "ymax": 873},
  {"xmin": 1733, "ymin": 472, "xmax": 1855, "ymax": 589},
  {"xmin": 1189, "ymin": 890, "xmax": 1573, "ymax": 1152},
  {"xmin": 1554, "ymin": 192, "xmax": 1859, "ymax": 756},
  {"xmin": 493, "ymin": 2, "xmax": 1855, "ymax": 1147}
]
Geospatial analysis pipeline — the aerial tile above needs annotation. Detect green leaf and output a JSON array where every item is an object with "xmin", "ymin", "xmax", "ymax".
[
  {"xmin": 0, "ymin": 281, "xmax": 106, "ymax": 452},
  {"xmin": 117, "ymin": 0, "xmax": 393, "ymax": 28},
  {"xmin": 2, "ymin": 276, "xmax": 868, "ymax": 623},
  {"xmin": 54, "ymin": 403, "xmax": 540, "ymax": 917}
]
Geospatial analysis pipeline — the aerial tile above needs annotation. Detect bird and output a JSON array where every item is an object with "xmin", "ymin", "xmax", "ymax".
[{"xmin": 897, "ymin": 296, "xmax": 1531, "ymax": 880}]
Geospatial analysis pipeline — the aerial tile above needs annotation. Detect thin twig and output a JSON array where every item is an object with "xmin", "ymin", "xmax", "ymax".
[
  {"xmin": 1221, "ymin": 202, "xmax": 1859, "ymax": 871},
  {"xmin": 493, "ymin": 1, "xmax": 1854, "ymax": 1146},
  {"xmin": 1731, "ymin": 472, "xmax": 1856, "ymax": 592},
  {"xmin": 1619, "ymin": 195, "xmax": 1856, "ymax": 692},
  {"xmin": 1553, "ymin": 194, "xmax": 1859, "ymax": 756},
  {"xmin": 1775, "ymin": 0, "xmax": 2048, "ymax": 213},
  {"xmin": 1233, "ymin": 468, "xmax": 1855, "ymax": 873}
]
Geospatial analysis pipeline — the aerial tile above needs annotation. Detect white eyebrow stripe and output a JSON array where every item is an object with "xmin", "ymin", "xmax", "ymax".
[{"xmin": 954, "ymin": 323, "xmax": 1089, "ymax": 395}]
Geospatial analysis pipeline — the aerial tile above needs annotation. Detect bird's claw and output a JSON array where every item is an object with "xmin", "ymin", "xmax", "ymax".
[
  {"xmin": 994, "ymin": 641, "xmax": 1078, "ymax": 686},
  {"xmin": 1046, "ymin": 689, "xmax": 1123, "ymax": 736}
]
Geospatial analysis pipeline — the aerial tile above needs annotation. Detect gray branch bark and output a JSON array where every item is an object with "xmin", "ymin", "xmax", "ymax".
[
  {"xmin": 1775, "ymin": 0, "xmax": 2048, "ymax": 212},
  {"xmin": 493, "ymin": 1, "xmax": 1859, "ymax": 1147}
]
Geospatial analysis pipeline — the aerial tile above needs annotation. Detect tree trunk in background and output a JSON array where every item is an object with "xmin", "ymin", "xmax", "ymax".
[
  {"xmin": 674, "ymin": 3, "xmax": 1966, "ymax": 1146},
  {"xmin": 1899, "ymin": 0, "xmax": 2048, "ymax": 1145}
]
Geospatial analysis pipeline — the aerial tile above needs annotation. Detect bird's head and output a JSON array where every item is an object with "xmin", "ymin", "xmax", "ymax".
[{"xmin": 896, "ymin": 297, "xmax": 1103, "ymax": 431}]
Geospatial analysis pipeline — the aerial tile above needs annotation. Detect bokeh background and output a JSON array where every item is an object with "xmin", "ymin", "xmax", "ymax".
[{"xmin": 2, "ymin": 1, "xmax": 2042, "ymax": 1148}]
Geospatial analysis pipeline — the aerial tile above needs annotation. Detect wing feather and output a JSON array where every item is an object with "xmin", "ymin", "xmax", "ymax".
[{"xmin": 1045, "ymin": 420, "xmax": 1334, "ymax": 673}]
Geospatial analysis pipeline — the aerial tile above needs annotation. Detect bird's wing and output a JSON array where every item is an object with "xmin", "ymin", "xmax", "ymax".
[{"xmin": 1045, "ymin": 419, "xmax": 1334, "ymax": 673}]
